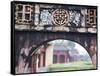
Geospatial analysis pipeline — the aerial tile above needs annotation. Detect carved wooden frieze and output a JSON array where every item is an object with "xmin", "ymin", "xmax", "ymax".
[{"xmin": 14, "ymin": 3, "xmax": 97, "ymax": 33}]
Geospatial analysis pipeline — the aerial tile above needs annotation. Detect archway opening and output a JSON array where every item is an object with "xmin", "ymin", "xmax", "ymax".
[{"xmin": 31, "ymin": 39, "xmax": 94, "ymax": 72}]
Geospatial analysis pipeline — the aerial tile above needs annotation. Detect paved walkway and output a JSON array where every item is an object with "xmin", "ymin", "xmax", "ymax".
[{"xmin": 37, "ymin": 67, "xmax": 49, "ymax": 72}]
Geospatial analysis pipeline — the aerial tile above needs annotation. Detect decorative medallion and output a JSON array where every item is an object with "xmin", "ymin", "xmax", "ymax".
[{"xmin": 52, "ymin": 9, "xmax": 69, "ymax": 26}]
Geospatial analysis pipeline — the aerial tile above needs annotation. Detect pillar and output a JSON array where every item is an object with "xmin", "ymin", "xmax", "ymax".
[
  {"xmin": 89, "ymin": 37, "xmax": 97, "ymax": 69},
  {"xmin": 45, "ymin": 44, "xmax": 53, "ymax": 66}
]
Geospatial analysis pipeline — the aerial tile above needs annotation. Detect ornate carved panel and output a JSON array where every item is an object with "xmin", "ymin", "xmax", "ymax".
[
  {"xmin": 40, "ymin": 9, "xmax": 52, "ymax": 26},
  {"xmin": 52, "ymin": 9, "xmax": 69, "ymax": 26}
]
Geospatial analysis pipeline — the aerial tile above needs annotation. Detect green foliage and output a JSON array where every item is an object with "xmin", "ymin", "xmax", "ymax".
[{"xmin": 48, "ymin": 61, "xmax": 94, "ymax": 72}]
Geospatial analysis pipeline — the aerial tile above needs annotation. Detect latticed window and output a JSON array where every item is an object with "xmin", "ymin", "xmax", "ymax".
[
  {"xmin": 15, "ymin": 4, "xmax": 34, "ymax": 24},
  {"xmin": 87, "ymin": 9, "xmax": 97, "ymax": 27}
]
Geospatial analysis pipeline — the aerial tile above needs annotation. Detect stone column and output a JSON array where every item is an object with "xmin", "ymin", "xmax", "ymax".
[
  {"xmin": 45, "ymin": 44, "xmax": 53, "ymax": 66},
  {"xmin": 89, "ymin": 38, "xmax": 97, "ymax": 69}
]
